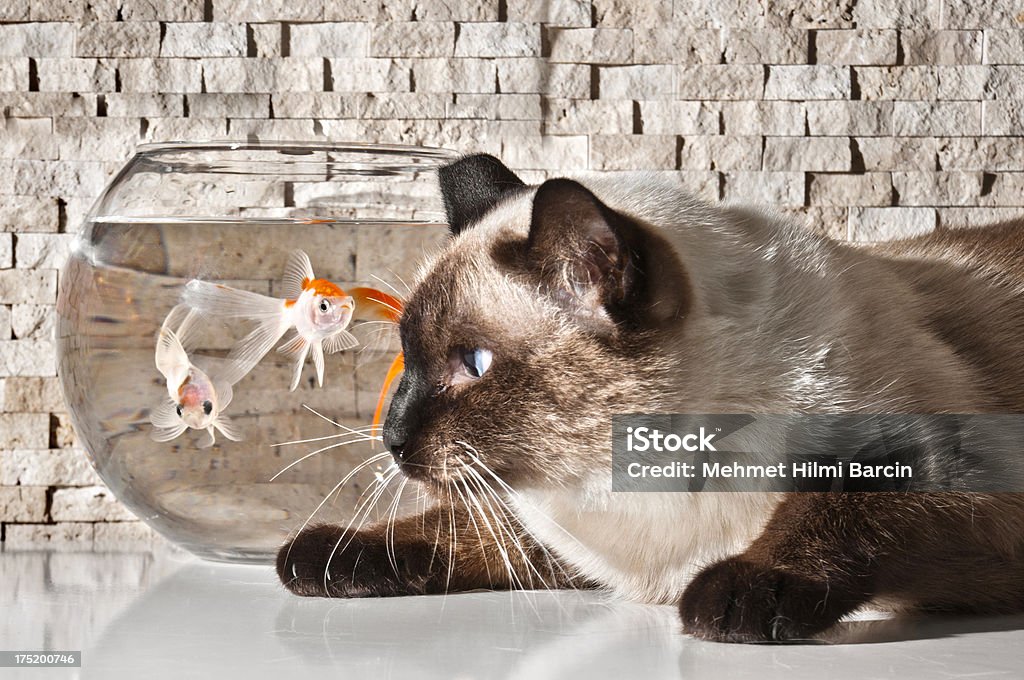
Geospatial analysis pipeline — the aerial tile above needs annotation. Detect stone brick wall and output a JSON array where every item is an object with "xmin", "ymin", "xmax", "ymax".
[{"xmin": 2, "ymin": 2, "xmax": 1024, "ymax": 550}]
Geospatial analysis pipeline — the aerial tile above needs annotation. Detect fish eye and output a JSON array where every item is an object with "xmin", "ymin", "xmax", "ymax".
[
  {"xmin": 461, "ymin": 348, "xmax": 493, "ymax": 379},
  {"xmin": 202, "ymin": 400, "xmax": 213, "ymax": 416},
  {"xmin": 318, "ymin": 299, "xmax": 330, "ymax": 313},
  {"xmin": 175, "ymin": 404, "xmax": 184, "ymax": 417}
]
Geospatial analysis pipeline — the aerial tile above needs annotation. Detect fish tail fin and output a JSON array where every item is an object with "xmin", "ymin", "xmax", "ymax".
[
  {"xmin": 277, "ymin": 334, "xmax": 311, "ymax": 391},
  {"xmin": 183, "ymin": 280, "xmax": 290, "ymax": 384},
  {"xmin": 155, "ymin": 322, "xmax": 191, "ymax": 388},
  {"xmin": 372, "ymin": 352, "xmax": 405, "ymax": 436},
  {"xmin": 349, "ymin": 287, "xmax": 404, "ymax": 323}
]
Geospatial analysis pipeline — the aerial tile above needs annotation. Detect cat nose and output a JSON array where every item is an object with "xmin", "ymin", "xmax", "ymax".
[{"xmin": 384, "ymin": 433, "xmax": 406, "ymax": 461}]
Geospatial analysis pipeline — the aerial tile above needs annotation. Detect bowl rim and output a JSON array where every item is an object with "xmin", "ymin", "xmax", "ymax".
[{"xmin": 133, "ymin": 139, "xmax": 459, "ymax": 159}]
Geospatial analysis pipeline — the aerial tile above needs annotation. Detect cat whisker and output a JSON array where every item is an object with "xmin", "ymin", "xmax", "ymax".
[
  {"xmin": 269, "ymin": 435, "xmax": 382, "ymax": 481},
  {"xmin": 279, "ymin": 451, "xmax": 393, "ymax": 578},
  {"xmin": 371, "ymin": 272, "xmax": 408, "ymax": 300}
]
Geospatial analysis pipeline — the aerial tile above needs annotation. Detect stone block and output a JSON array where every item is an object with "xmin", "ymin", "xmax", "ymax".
[
  {"xmin": 678, "ymin": 64, "xmax": 765, "ymax": 100},
  {"xmin": 289, "ymin": 22, "xmax": 370, "ymax": 57},
  {"xmin": 0, "ymin": 270, "xmax": 57, "ymax": 304},
  {"xmin": 0, "ymin": 23, "xmax": 75, "ymax": 58},
  {"xmin": 600, "ymin": 65, "xmax": 675, "ymax": 99},
  {"xmin": 496, "ymin": 60, "xmax": 590, "ymax": 98},
  {"xmin": 3, "ymin": 523, "xmax": 94, "ymax": 552},
  {"xmin": 547, "ymin": 28, "xmax": 633, "ymax": 64},
  {"xmin": 11, "ymin": 306, "xmax": 54, "ymax": 341},
  {"xmin": 893, "ymin": 101, "xmax": 981, "ymax": 136},
  {"xmin": 118, "ymin": 58, "xmax": 203, "ymax": 93},
  {"xmin": 455, "ymin": 22, "xmax": 541, "ymax": 58},
  {"xmin": 0, "ymin": 449, "xmax": 100, "ymax": 486},
  {"xmin": 590, "ymin": 135, "xmax": 677, "ymax": 170},
  {"xmin": 412, "ymin": 58, "xmax": 494, "ymax": 93},
  {"xmin": 724, "ymin": 172, "xmax": 805, "ymax": 206},
  {"xmin": 506, "ymin": 0, "xmax": 590, "ymax": 26},
  {"xmin": 638, "ymin": 100, "xmax": 719, "ymax": 135},
  {"xmin": 849, "ymin": 206, "xmax": 936, "ymax": 240},
  {"xmin": 856, "ymin": 137, "xmax": 938, "ymax": 171},
  {"xmin": 854, "ymin": 66, "xmax": 938, "ymax": 99},
  {"xmin": 501, "ymin": 135, "xmax": 588, "ymax": 170},
  {"xmin": 808, "ymin": 173, "xmax": 893, "ymax": 206},
  {"xmin": 720, "ymin": 101, "xmax": 805, "ymax": 135},
  {"xmin": 215, "ymin": 0, "xmax": 325, "ymax": 20},
  {"xmin": 815, "ymin": 29, "xmax": 897, "ymax": 65},
  {"xmin": 721, "ymin": 29, "xmax": 806, "ymax": 64},
  {"xmin": 160, "ymin": 23, "xmax": 247, "ymax": 58},
  {"xmin": 634, "ymin": 28, "xmax": 720, "ymax": 64},
  {"xmin": 0, "ymin": 413, "xmax": 49, "ymax": 448},
  {"xmin": 37, "ymin": 58, "xmax": 117, "ymax": 92},
  {"xmin": 679, "ymin": 136, "xmax": 763, "ymax": 171},
  {"xmin": 806, "ymin": 101, "xmax": 893, "ymax": 136},
  {"xmin": 902, "ymin": 30, "xmax": 981, "ymax": 64},
  {"xmin": 764, "ymin": 137, "xmax": 852, "ymax": 171},
  {"xmin": 1, "ymin": 377, "xmax": 64, "ymax": 411},
  {"xmin": 764, "ymin": 65, "xmax": 850, "ymax": 100},
  {"xmin": 76, "ymin": 22, "xmax": 160, "ymax": 58},
  {"xmin": 0, "ymin": 487, "xmax": 47, "ymax": 522},
  {"xmin": 51, "ymin": 486, "xmax": 136, "ymax": 522},
  {"xmin": 370, "ymin": 22, "xmax": 454, "ymax": 57},
  {"xmin": 891, "ymin": 171, "xmax": 983, "ymax": 206}
]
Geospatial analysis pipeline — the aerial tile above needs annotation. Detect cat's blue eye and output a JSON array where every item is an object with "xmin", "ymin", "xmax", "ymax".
[{"xmin": 461, "ymin": 348, "xmax": 493, "ymax": 379}]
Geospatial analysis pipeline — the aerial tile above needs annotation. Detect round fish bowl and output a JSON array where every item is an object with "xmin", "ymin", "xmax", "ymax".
[{"xmin": 57, "ymin": 141, "xmax": 454, "ymax": 563}]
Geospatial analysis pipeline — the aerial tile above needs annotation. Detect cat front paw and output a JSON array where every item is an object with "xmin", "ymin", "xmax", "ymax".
[
  {"xmin": 679, "ymin": 557, "xmax": 859, "ymax": 643},
  {"xmin": 276, "ymin": 524, "xmax": 432, "ymax": 598}
]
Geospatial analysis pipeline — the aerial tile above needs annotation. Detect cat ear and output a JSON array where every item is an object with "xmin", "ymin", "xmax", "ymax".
[
  {"xmin": 438, "ymin": 154, "xmax": 526, "ymax": 235},
  {"xmin": 527, "ymin": 179, "xmax": 642, "ymax": 325}
]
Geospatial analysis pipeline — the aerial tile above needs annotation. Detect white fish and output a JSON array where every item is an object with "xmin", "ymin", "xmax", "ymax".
[
  {"xmin": 182, "ymin": 249, "xmax": 364, "ymax": 391},
  {"xmin": 150, "ymin": 304, "xmax": 244, "ymax": 448}
]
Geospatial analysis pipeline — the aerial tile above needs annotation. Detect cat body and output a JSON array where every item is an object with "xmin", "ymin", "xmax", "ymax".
[{"xmin": 278, "ymin": 154, "xmax": 1024, "ymax": 642}]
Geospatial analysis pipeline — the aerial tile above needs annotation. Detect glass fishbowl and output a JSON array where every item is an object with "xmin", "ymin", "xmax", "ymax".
[{"xmin": 57, "ymin": 142, "xmax": 455, "ymax": 563}]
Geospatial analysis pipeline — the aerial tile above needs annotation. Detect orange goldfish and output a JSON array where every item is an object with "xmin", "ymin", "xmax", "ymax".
[{"xmin": 183, "ymin": 249, "xmax": 402, "ymax": 391}]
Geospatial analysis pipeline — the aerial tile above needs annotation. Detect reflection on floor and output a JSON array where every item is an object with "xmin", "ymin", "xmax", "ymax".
[{"xmin": 3, "ymin": 550, "xmax": 1024, "ymax": 679}]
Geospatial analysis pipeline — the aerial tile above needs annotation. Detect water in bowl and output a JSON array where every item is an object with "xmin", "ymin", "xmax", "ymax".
[{"xmin": 59, "ymin": 216, "xmax": 447, "ymax": 562}]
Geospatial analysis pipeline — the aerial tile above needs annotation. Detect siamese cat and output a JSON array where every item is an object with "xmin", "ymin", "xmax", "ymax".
[{"xmin": 277, "ymin": 154, "xmax": 1024, "ymax": 643}]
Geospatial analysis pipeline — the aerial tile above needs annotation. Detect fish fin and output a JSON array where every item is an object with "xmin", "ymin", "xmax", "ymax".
[
  {"xmin": 214, "ymin": 380, "xmax": 234, "ymax": 411},
  {"xmin": 372, "ymin": 352, "xmax": 405, "ymax": 436},
  {"xmin": 151, "ymin": 423, "xmax": 188, "ymax": 443},
  {"xmin": 214, "ymin": 417, "xmax": 243, "ymax": 442},
  {"xmin": 182, "ymin": 279, "xmax": 284, "ymax": 321},
  {"xmin": 277, "ymin": 334, "xmax": 310, "ymax": 391},
  {"xmin": 199, "ymin": 427, "xmax": 216, "ymax": 449},
  {"xmin": 218, "ymin": 316, "xmax": 292, "ymax": 386},
  {"xmin": 150, "ymin": 401, "xmax": 181, "ymax": 429},
  {"xmin": 281, "ymin": 249, "xmax": 315, "ymax": 300},
  {"xmin": 171, "ymin": 305, "xmax": 203, "ymax": 352},
  {"xmin": 323, "ymin": 329, "xmax": 360, "ymax": 354},
  {"xmin": 155, "ymin": 323, "xmax": 190, "ymax": 388},
  {"xmin": 311, "ymin": 340, "xmax": 325, "ymax": 387},
  {"xmin": 349, "ymin": 287, "xmax": 404, "ymax": 323}
]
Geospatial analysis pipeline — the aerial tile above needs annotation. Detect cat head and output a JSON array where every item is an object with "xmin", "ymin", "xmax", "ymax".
[{"xmin": 382, "ymin": 154, "xmax": 693, "ymax": 492}]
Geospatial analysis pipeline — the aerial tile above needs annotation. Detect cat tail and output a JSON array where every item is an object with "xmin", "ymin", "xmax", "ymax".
[
  {"xmin": 278, "ymin": 333, "xmax": 311, "ymax": 391},
  {"xmin": 182, "ymin": 279, "xmax": 290, "ymax": 385}
]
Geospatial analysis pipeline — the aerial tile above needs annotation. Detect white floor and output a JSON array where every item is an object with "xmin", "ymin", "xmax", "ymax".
[{"xmin": 3, "ymin": 549, "xmax": 1024, "ymax": 679}]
